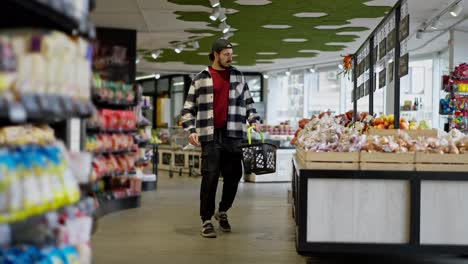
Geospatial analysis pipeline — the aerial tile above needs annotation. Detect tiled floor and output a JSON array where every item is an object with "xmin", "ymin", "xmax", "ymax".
[
  {"xmin": 92, "ymin": 172, "xmax": 468, "ymax": 264},
  {"xmin": 92, "ymin": 173, "xmax": 304, "ymax": 264}
]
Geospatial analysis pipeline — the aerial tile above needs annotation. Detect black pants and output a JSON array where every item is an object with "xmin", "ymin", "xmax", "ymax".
[{"xmin": 200, "ymin": 128, "xmax": 243, "ymax": 222}]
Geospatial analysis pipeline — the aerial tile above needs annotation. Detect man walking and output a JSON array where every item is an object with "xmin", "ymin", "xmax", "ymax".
[{"xmin": 181, "ymin": 38, "xmax": 260, "ymax": 238}]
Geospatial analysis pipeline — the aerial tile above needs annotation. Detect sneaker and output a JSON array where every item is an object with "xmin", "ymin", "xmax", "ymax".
[
  {"xmin": 201, "ymin": 220, "xmax": 217, "ymax": 238},
  {"xmin": 215, "ymin": 212, "xmax": 231, "ymax": 232}
]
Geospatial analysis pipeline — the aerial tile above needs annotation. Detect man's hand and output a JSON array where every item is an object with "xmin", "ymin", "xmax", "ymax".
[
  {"xmin": 250, "ymin": 122, "xmax": 258, "ymax": 131},
  {"xmin": 188, "ymin": 133, "xmax": 200, "ymax": 146}
]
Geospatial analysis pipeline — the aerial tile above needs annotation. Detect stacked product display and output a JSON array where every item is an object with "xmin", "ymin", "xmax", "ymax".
[
  {"xmin": 85, "ymin": 101, "xmax": 142, "ymax": 215},
  {"xmin": 441, "ymin": 63, "xmax": 468, "ymax": 133},
  {"xmin": 1, "ymin": 129, "xmax": 95, "ymax": 261},
  {"xmin": 0, "ymin": 1, "xmax": 96, "ymax": 259},
  {"xmin": 0, "ymin": 30, "xmax": 95, "ymax": 124}
]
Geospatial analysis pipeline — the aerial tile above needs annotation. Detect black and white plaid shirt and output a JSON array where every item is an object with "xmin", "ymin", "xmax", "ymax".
[{"xmin": 181, "ymin": 67, "xmax": 261, "ymax": 143}]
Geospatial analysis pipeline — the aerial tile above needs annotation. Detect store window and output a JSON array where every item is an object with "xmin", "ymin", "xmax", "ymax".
[
  {"xmin": 171, "ymin": 76, "xmax": 185, "ymax": 127},
  {"xmin": 266, "ymin": 72, "xmax": 303, "ymax": 125},
  {"xmin": 399, "ymin": 59, "xmax": 434, "ymax": 126},
  {"xmin": 307, "ymin": 70, "xmax": 341, "ymax": 116},
  {"xmin": 156, "ymin": 78, "xmax": 170, "ymax": 128},
  {"xmin": 245, "ymin": 74, "xmax": 263, "ymax": 102}
]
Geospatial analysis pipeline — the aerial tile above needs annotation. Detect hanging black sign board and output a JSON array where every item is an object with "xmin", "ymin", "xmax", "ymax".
[
  {"xmin": 387, "ymin": 29, "xmax": 396, "ymax": 51},
  {"xmin": 379, "ymin": 38, "xmax": 387, "ymax": 60},
  {"xmin": 379, "ymin": 69, "xmax": 387, "ymax": 88},
  {"xmin": 365, "ymin": 55, "xmax": 370, "ymax": 71},
  {"xmin": 388, "ymin": 62, "xmax": 394, "ymax": 83},
  {"xmin": 358, "ymin": 84, "xmax": 364, "ymax": 98},
  {"xmin": 373, "ymin": 47, "xmax": 378, "ymax": 64},
  {"xmin": 399, "ymin": 15, "xmax": 410, "ymax": 41},
  {"xmin": 364, "ymin": 81, "xmax": 369, "ymax": 96},
  {"xmin": 399, "ymin": 53, "xmax": 409, "ymax": 78}
]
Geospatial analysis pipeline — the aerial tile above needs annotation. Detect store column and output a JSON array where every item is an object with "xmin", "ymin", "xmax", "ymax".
[{"xmin": 449, "ymin": 30, "xmax": 468, "ymax": 69}]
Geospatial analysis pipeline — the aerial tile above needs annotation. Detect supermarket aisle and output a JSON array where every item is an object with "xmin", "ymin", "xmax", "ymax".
[{"xmin": 92, "ymin": 173, "xmax": 304, "ymax": 264}]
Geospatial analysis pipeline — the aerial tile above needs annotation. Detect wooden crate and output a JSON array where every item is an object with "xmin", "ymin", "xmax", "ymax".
[
  {"xmin": 415, "ymin": 153, "xmax": 468, "ymax": 172},
  {"xmin": 415, "ymin": 153, "xmax": 468, "ymax": 164},
  {"xmin": 367, "ymin": 128, "xmax": 439, "ymax": 138},
  {"xmin": 415, "ymin": 163, "xmax": 468, "ymax": 172},
  {"xmin": 360, "ymin": 152, "xmax": 415, "ymax": 171},
  {"xmin": 360, "ymin": 163, "xmax": 415, "ymax": 171},
  {"xmin": 295, "ymin": 149, "xmax": 359, "ymax": 171},
  {"xmin": 360, "ymin": 152, "xmax": 415, "ymax": 163},
  {"xmin": 296, "ymin": 148, "xmax": 359, "ymax": 162}
]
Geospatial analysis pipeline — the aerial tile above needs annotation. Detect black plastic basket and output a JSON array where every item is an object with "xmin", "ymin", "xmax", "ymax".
[{"xmin": 240, "ymin": 127, "xmax": 277, "ymax": 175}]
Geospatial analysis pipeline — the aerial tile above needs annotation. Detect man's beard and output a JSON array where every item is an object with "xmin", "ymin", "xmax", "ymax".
[{"xmin": 220, "ymin": 60, "xmax": 232, "ymax": 69}]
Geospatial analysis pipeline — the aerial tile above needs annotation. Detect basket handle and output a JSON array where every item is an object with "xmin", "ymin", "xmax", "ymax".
[{"xmin": 247, "ymin": 126, "xmax": 264, "ymax": 145}]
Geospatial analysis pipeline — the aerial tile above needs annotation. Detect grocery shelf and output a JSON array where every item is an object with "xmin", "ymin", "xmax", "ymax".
[
  {"xmin": 94, "ymin": 195, "xmax": 141, "ymax": 218},
  {"xmin": 92, "ymin": 98, "xmax": 137, "ymax": 110},
  {"xmin": 135, "ymin": 157, "xmax": 151, "ymax": 166},
  {"xmin": 2, "ymin": 0, "xmax": 94, "ymax": 38},
  {"xmin": 0, "ymin": 96, "xmax": 95, "ymax": 126},
  {"xmin": 86, "ymin": 127, "xmax": 137, "ymax": 134},
  {"xmin": 135, "ymin": 138, "xmax": 151, "ymax": 146},
  {"xmin": 101, "ymin": 170, "xmax": 137, "ymax": 178},
  {"xmin": 92, "ymin": 149, "xmax": 137, "ymax": 156},
  {"xmin": 142, "ymin": 181, "xmax": 157, "ymax": 191}
]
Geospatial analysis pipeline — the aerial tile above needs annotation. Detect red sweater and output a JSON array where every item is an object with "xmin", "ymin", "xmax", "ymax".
[{"xmin": 209, "ymin": 67, "xmax": 230, "ymax": 129}]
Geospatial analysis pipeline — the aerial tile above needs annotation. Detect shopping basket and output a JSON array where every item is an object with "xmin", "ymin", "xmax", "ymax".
[{"xmin": 240, "ymin": 126, "xmax": 277, "ymax": 175}]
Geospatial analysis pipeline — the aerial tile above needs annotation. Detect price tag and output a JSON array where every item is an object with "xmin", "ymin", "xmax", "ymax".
[
  {"xmin": 50, "ymin": 95, "xmax": 63, "ymax": 117},
  {"xmin": 60, "ymin": 96, "xmax": 75, "ymax": 116},
  {"xmin": 0, "ymin": 225, "xmax": 11, "ymax": 246},
  {"xmin": 8, "ymin": 102, "xmax": 27, "ymax": 123},
  {"xmin": 45, "ymin": 211, "xmax": 60, "ymax": 229}
]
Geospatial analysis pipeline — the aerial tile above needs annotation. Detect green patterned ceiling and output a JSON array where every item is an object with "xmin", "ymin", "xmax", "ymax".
[{"xmin": 138, "ymin": 0, "xmax": 392, "ymax": 66}]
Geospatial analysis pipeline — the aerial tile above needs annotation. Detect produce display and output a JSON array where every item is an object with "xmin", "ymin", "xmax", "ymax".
[
  {"xmin": 256, "ymin": 121, "xmax": 295, "ymax": 136},
  {"xmin": 441, "ymin": 63, "xmax": 468, "ymax": 132},
  {"xmin": 293, "ymin": 113, "xmax": 366, "ymax": 152},
  {"xmin": 371, "ymin": 115, "xmax": 430, "ymax": 130},
  {"xmin": 292, "ymin": 112, "xmax": 468, "ymax": 155}
]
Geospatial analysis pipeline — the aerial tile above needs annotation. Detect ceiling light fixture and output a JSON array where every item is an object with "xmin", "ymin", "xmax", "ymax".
[
  {"xmin": 285, "ymin": 70, "xmax": 291, "ymax": 76},
  {"xmin": 263, "ymin": 74, "xmax": 269, "ymax": 79},
  {"xmin": 219, "ymin": 21, "xmax": 231, "ymax": 34},
  {"xmin": 209, "ymin": 0, "xmax": 220, "ymax": 8},
  {"xmin": 174, "ymin": 44, "xmax": 185, "ymax": 54},
  {"xmin": 191, "ymin": 41, "xmax": 200, "ymax": 49},
  {"xmin": 151, "ymin": 49, "xmax": 163, "ymax": 59},
  {"xmin": 155, "ymin": 74, "xmax": 161, "ymax": 79},
  {"xmin": 309, "ymin": 67, "xmax": 316, "ymax": 73},
  {"xmin": 338, "ymin": 64, "xmax": 344, "ymax": 70},
  {"xmin": 430, "ymin": 19, "xmax": 442, "ymax": 30},
  {"xmin": 223, "ymin": 32, "xmax": 234, "ymax": 39},
  {"xmin": 209, "ymin": 7, "xmax": 220, "ymax": 21},
  {"xmin": 416, "ymin": 30, "xmax": 424, "ymax": 39},
  {"xmin": 135, "ymin": 57, "xmax": 140, "ymax": 64},
  {"xmin": 218, "ymin": 8, "xmax": 227, "ymax": 22},
  {"xmin": 450, "ymin": 1, "xmax": 463, "ymax": 17}
]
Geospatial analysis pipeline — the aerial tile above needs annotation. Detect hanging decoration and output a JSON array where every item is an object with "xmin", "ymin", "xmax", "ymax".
[{"xmin": 340, "ymin": 54, "xmax": 354, "ymax": 79}]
